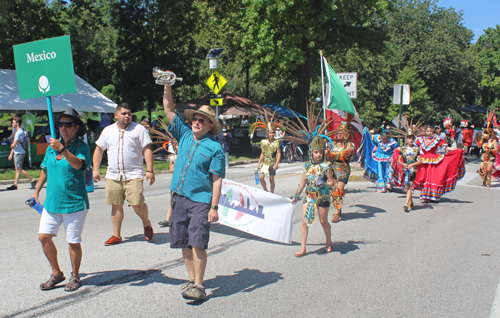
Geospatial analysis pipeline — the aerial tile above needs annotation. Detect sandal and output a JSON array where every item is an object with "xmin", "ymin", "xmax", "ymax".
[
  {"xmin": 64, "ymin": 274, "xmax": 82, "ymax": 292},
  {"xmin": 295, "ymin": 249, "xmax": 307, "ymax": 257},
  {"xmin": 324, "ymin": 244, "xmax": 333, "ymax": 253},
  {"xmin": 331, "ymin": 213, "xmax": 340, "ymax": 223},
  {"xmin": 40, "ymin": 272, "xmax": 65, "ymax": 290}
]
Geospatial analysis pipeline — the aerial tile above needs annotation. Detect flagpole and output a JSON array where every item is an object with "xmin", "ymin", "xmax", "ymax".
[{"xmin": 320, "ymin": 51, "xmax": 326, "ymax": 121}]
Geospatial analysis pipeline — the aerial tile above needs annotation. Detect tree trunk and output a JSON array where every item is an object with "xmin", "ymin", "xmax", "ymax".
[{"xmin": 296, "ymin": 46, "xmax": 312, "ymax": 115}]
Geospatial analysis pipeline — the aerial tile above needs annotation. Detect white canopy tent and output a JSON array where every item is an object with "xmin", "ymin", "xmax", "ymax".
[{"xmin": 0, "ymin": 69, "xmax": 117, "ymax": 113}]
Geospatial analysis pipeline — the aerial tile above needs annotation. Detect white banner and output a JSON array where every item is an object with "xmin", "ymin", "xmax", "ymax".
[{"xmin": 218, "ymin": 179, "xmax": 295, "ymax": 244}]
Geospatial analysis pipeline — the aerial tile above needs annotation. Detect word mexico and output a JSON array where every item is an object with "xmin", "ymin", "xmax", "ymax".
[{"xmin": 26, "ymin": 50, "xmax": 57, "ymax": 63}]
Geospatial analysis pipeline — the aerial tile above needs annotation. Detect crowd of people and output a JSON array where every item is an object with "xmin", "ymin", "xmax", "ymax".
[{"xmin": 6, "ymin": 82, "xmax": 498, "ymax": 302}]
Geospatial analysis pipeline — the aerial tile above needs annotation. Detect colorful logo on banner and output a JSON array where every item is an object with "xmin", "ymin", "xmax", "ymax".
[
  {"xmin": 13, "ymin": 36, "xmax": 76, "ymax": 100},
  {"xmin": 220, "ymin": 184, "xmax": 264, "ymax": 227}
]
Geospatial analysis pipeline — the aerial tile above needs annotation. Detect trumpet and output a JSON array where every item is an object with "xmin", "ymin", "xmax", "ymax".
[{"xmin": 152, "ymin": 67, "xmax": 183, "ymax": 86}]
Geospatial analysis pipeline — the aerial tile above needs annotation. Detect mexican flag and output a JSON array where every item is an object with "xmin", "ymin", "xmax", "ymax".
[{"xmin": 322, "ymin": 56, "xmax": 363, "ymax": 150}]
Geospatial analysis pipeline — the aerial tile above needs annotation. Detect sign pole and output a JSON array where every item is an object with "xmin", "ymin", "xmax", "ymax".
[
  {"xmin": 320, "ymin": 51, "xmax": 326, "ymax": 121},
  {"xmin": 46, "ymin": 96, "xmax": 57, "ymax": 138}
]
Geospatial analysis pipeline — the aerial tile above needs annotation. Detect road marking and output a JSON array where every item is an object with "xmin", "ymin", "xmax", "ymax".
[
  {"xmin": 457, "ymin": 171, "xmax": 479, "ymax": 185},
  {"xmin": 490, "ymin": 276, "xmax": 500, "ymax": 318},
  {"xmin": 458, "ymin": 184, "xmax": 500, "ymax": 190}
]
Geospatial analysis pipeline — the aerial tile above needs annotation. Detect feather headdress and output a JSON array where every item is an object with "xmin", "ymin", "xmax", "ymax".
[
  {"xmin": 147, "ymin": 117, "xmax": 178, "ymax": 154},
  {"xmin": 252, "ymin": 107, "xmax": 278, "ymax": 134},
  {"xmin": 389, "ymin": 116, "xmax": 426, "ymax": 139}
]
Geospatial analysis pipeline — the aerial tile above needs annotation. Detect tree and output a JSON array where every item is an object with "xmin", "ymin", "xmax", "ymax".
[
  {"xmin": 233, "ymin": 0, "xmax": 390, "ymax": 113},
  {"xmin": 474, "ymin": 25, "xmax": 500, "ymax": 109}
]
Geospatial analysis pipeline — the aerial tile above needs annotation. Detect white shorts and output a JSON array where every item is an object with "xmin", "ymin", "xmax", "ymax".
[{"xmin": 39, "ymin": 208, "xmax": 89, "ymax": 243}]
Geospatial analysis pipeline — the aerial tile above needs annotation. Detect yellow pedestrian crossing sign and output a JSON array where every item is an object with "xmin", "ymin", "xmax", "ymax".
[
  {"xmin": 206, "ymin": 71, "xmax": 226, "ymax": 94},
  {"xmin": 210, "ymin": 98, "xmax": 223, "ymax": 106}
]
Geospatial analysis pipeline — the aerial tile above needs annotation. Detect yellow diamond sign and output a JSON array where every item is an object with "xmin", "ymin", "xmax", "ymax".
[{"xmin": 206, "ymin": 71, "xmax": 227, "ymax": 94}]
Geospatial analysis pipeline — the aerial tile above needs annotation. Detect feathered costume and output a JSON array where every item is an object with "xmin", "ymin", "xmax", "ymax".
[
  {"xmin": 253, "ymin": 109, "xmax": 281, "ymax": 175},
  {"xmin": 324, "ymin": 114, "xmax": 360, "ymax": 214},
  {"xmin": 358, "ymin": 127, "xmax": 398, "ymax": 192},
  {"xmin": 147, "ymin": 118, "xmax": 178, "ymax": 155},
  {"xmin": 477, "ymin": 110, "xmax": 500, "ymax": 187},
  {"xmin": 282, "ymin": 104, "xmax": 337, "ymax": 226}
]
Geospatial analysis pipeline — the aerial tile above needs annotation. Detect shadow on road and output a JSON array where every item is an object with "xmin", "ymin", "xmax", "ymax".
[
  {"xmin": 122, "ymin": 232, "xmax": 170, "ymax": 245},
  {"xmin": 204, "ymin": 268, "xmax": 283, "ymax": 299},
  {"xmin": 340, "ymin": 204, "xmax": 386, "ymax": 221},
  {"xmin": 210, "ymin": 223, "xmax": 298, "ymax": 246},
  {"xmin": 80, "ymin": 269, "xmax": 185, "ymax": 287}
]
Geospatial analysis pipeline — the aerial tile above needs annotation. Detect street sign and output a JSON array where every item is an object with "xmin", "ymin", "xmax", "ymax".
[
  {"xmin": 206, "ymin": 70, "xmax": 227, "ymax": 94},
  {"xmin": 337, "ymin": 72, "xmax": 357, "ymax": 99},
  {"xmin": 393, "ymin": 84, "xmax": 411, "ymax": 105},
  {"xmin": 210, "ymin": 98, "xmax": 223, "ymax": 106},
  {"xmin": 13, "ymin": 36, "xmax": 76, "ymax": 100}
]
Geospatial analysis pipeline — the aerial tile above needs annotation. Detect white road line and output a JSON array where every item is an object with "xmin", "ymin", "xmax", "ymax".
[
  {"xmin": 490, "ymin": 276, "xmax": 500, "ymax": 318},
  {"xmin": 457, "ymin": 171, "xmax": 479, "ymax": 185}
]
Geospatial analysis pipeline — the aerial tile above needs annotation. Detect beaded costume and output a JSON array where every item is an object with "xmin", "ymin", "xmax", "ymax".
[
  {"xmin": 477, "ymin": 110, "xmax": 499, "ymax": 187},
  {"xmin": 259, "ymin": 139, "xmax": 280, "ymax": 175},
  {"xmin": 324, "ymin": 114, "xmax": 360, "ymax": 214},
  {"xmin": 282, "ymin": 104, "xmax": 337, "ymax": 226}
]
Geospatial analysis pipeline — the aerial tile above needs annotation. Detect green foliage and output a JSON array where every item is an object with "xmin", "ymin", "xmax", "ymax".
[{"xmin": 474, "ymin": 25, "xmax": 500, "ymax": 110}]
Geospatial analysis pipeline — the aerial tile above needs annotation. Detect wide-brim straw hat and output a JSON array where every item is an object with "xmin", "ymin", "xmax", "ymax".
[
  {"xmin": 58, "ymin": 108, "xmax": 87, "ymax": 137},
  {"xmin": 184, "ymin": 105, "xmax": 221, "ymax": 135}
]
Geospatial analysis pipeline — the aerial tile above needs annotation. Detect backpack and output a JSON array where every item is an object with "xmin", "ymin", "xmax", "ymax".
[{"xmin": 19, "ymin": 130, "xmax": 29, "ymax": 151}]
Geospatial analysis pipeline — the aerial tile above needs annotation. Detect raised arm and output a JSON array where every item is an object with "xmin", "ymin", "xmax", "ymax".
[{"xmin": 163, "ymin": 85, "xmax": 175, "ymax": 124}]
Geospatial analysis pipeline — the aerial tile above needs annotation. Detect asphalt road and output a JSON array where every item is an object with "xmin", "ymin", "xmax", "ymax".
[{"xmin": 1, "ymin": 158, "xmax": 499, "ymax": 317}]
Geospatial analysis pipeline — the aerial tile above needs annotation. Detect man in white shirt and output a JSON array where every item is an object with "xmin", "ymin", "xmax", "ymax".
[
  {"xmin": 92, "ymin": 103, "xmax": 155, "ymax": 245},
  {"xmin": 7, "ymin": 117, "xmax": 36, "ymax": 190}
]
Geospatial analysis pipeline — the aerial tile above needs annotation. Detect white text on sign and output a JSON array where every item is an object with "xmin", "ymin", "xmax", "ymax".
[{"xmin": 27, "ymin": 51, "xmax": 57, "ymax": 63}]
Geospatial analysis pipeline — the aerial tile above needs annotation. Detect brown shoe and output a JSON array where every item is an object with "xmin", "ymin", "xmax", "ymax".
[
  {"xmin": 64, "ymin": 274, "xmax": 82, "ymax": 292},
  {"xmin": 144, "ymin": 225, "xmax": 154, "ymax": 242},
  {"xmin": 40, "ymin": 272, "xmax": 65, "ymax": 290},
  {"xmin": 331, "ymin": 213, "xmax": 340, "ymax": 223},
  {"xmin": 104, "ymin": 235, "xmax": 122, "ymax": 246}
]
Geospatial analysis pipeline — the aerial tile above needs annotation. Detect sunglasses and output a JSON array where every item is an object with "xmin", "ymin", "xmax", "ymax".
[
  {"xmin": 58, "ymin": 121, "xmax": 75, "ymax": 128},
  {"xmin": 192, "ymin": 117, "xmax": 206, "ymax": 124}
]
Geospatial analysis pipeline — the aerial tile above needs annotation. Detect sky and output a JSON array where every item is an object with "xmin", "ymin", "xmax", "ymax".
[{"xmin": 436, "ymin": 0, "xmax": 500, "ymax": 42}]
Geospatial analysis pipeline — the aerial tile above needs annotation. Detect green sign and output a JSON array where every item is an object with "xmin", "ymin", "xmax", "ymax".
[{"xmin": 13, "ymin": 36, "xmax": 76, "ymax": 100}]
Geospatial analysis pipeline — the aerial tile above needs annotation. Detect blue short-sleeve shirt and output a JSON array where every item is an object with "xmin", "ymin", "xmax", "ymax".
[
  {"xmin": 41, "ymin": 137, "xmax": 90, "ymax": 213},
  {"xmin": 168, "ymin": 114, "xmax": 225, "ymax": 204}
]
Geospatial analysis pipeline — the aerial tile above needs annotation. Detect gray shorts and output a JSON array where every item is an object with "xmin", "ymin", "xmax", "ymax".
[
  {"xmin": 14, "ymin": 153, "xmax": 25, "ymax": 169},
  {"xmin": 170, "ymin": 193, "xmax": 210, "ymax": 249}
]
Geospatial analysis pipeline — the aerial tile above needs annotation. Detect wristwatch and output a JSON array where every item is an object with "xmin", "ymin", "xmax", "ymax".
[{"xmin": 210, "ymin": 205, "xmax": 219, "ymax": 211}]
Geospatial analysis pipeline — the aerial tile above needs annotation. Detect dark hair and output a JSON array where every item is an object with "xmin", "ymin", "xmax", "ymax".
[
  {"xmin": 12, "ymin": 117, "xmax": 22, "ymax": 125},
  {"xmin": 116, "ymin": 103, "xmax": 131, "ymax": 112}
]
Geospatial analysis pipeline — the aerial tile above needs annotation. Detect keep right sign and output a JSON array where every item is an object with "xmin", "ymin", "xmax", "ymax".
[{"xmin": 337, "ymin": 72, "xmax": 357, "ymax": 99}]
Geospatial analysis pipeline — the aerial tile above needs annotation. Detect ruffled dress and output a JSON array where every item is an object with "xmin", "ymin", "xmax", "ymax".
[
  {"xmin": 412, "ymin": 136, "xmax": 465, "ymax": 201},
  {"xmin": 387, "ymin": 146, "xmax": 419, "ymax": 190},
  {"xmin": 358, "ymin": 128, "xmax": 398, "ymax": 191}
]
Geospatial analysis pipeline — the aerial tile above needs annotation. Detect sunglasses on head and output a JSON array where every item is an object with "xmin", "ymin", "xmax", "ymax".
[
  {"xmin": 58, "ymin": 121, "xmax": 75, "ymax": 128},
  {"xmin": 192, "ymin": 117, "xmax": 206, "ymax": 124}
]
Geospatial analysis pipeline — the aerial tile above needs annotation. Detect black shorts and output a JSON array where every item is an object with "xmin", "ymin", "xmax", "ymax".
[
  {"xmin": 317, "ymin": 200, "xmax": 330, "ymax": 208},
  {"xmin": 169, "ymin": 193, "xmax": 210, "ymax": 249}
]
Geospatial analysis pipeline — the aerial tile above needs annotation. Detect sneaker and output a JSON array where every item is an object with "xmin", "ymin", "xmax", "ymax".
[
  {"xmin": 6, "ymin": 184, "xmax": 17, "ymax": 190},
  {"xmin": 104, "ymin": 236, "xmax": 122, "ymax": 246},
  {"xmin": 144, "ymin": 225, "xmax": 154, "ymax": 242},
  {"xmin": 180, "ymin": 280, "xmax": 194, "ymax": 293},
  {"xmin": 158, "ymin": 220, "xmax": 170, "ymax": 227},
  {"xmin": 31, "ymin": 180, "xmax": 37, "ymax": 189},
  {"xmin": 182, "ymin": 285, "xmax": 206, "ymax": 301}
]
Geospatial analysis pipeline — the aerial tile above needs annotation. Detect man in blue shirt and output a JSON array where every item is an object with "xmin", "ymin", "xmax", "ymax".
[{"xmin": 163, "ymin": 84, "xmax": 225, "ymax": 302}]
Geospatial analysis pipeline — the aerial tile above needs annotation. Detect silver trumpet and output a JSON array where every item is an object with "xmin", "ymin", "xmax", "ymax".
[{"xmin": 152, "ymin": 67, "xmax": 183, "ymax": 86}]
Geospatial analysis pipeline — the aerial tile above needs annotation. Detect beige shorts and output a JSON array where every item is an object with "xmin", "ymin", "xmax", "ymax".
[{"xmin": 105, "ymin": 178, "xmax": 145, "ymax": 206}]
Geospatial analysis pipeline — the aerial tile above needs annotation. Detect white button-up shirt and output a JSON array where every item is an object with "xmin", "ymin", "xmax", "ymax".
[{"xmin": 96, "ymin": 122, "xmax": 152, "ymax": 181}]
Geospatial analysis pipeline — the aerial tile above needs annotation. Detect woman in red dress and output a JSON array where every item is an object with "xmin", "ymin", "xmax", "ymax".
[{"xmin": 413, "ymin": 126, "xmax": 465, "ymax": 202}]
